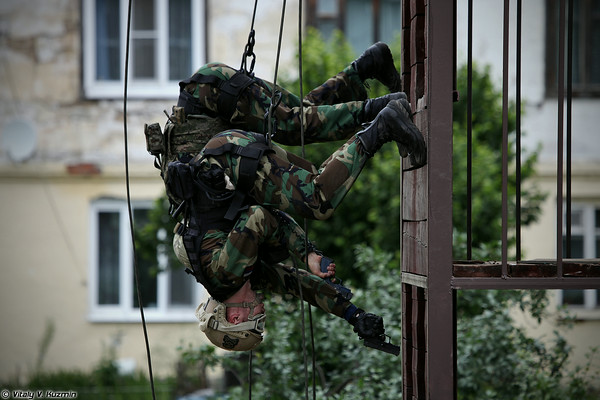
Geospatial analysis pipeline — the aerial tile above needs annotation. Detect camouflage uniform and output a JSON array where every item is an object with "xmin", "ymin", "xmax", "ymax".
[
  {"xmin": 199, "ymin": 205, "xmax": 349, "ymax": 318},
  {"xmin": 192, "ymin": 129, "xmax": 370, "ymax": 315},
  {"xmin": 200, "ymin": 129, "xmax": 368, "ymax": 220},
  {"xmin": 180, "ymin": 62, "xmax": 369, "ymax": 145}
]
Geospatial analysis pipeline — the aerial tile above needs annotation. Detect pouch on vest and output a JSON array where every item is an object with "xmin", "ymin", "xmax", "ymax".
[{"xmin": 144, "ymin": 106, "xmax": 232, "ymax": 209}]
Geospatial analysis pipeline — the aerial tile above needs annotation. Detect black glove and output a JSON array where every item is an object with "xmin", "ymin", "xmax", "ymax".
[{"xmin": 349, "ymin": 309, "xmax": 385, "ymax": 339}]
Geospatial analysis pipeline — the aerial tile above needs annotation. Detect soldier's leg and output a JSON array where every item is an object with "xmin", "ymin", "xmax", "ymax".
[
  {"xmin": 237, "ymin": 71, "xmax": 405, "ymax": 145},
  {"xmin": 250, "ymin": 134, "xmax": 369, "ymax": 220},
  {"xmin": 201, "ymin": 205, "xmax": 313, "ymax": 295},
  {"xmin": 303, "ymin": 64, "xmax": 368, "ymax": 106}
]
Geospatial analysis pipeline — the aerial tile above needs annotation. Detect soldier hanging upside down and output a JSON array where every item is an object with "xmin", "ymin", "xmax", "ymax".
[
  {"xmin": 170, "ymin": 95, "xmax": 425, "ymax": 351},
  {"xmin": 146, "ymin": 43, "xmax": 427, "ymax": 352}
]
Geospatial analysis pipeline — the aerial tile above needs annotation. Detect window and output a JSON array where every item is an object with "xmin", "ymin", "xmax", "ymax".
[
  {"xmin": 559, "ymin": 203, "xmax": 600, "ymax": 313},
  {"xmin": 307, "ymin": 0, "xmax": 402, "ymax": 53},
  {"xmin": 89, "ymin": 198, "xmax": 205, "ymax": 322},
  {"xmin": 546, "ymin": 0, "xmax": 600, "ymax": 96},
  {"xmin": 82, "ymin": 0, "xmax": 205, "ymax": 99}
]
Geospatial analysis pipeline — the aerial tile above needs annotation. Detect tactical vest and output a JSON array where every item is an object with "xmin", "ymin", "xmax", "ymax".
[{"xmin": 144, "ymin": 111, "xmax": 273, "ymax": 300}]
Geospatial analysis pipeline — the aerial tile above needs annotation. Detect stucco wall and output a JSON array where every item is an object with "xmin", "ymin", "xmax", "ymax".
[{"xmin": 0, "ymin": 0, "xmax": 299, "ymax": 382}]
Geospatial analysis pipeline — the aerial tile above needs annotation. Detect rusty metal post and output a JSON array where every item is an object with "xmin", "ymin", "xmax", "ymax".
[
  {"xmin": 426, "ymin": 0, "xmax": 456, "ymax": 398},
  {"xmin": 401, "ymin": 0, "xmax": 456, "ymax": 398}
]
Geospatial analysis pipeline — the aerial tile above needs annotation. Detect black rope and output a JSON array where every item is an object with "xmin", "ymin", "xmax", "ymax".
[
  {"xmin": 248, "ymin": 350, "xmax": 253, "ymax": 400},
  {"xmin": 297, "ymin": 1, "xmax": 316, "ymax": 399},
  {"xmin": 123, "ymin": 1, "xmax": 156, "ymax": 398},
  {"xmin": 265, "ymin": 0, "xmax": 287, "ymax": 146}
]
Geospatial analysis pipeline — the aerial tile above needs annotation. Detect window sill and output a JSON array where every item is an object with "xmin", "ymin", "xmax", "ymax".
[
  {"xmin": 560, "ymin": 307, "xmax": 600, "ymax": 321},
  {"xmin": 88, "ymin": 308, "xmax": 198, "ymax": 324},
  {"xmin": 84, "ymin": 81, "xmax": 180, "ymax": 100}
]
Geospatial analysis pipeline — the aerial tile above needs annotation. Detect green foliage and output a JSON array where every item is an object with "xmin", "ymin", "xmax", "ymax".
[
  {"xmin": 180, "ymin": 247, "xmax": 599, "ymax": 399},
  {"xmin": 457, "ymin": 290, "xmax": 600, "ymax": 400},
  {"xmin": 1, "ymin": 358, "xmax": 174, "ymax": 400}
]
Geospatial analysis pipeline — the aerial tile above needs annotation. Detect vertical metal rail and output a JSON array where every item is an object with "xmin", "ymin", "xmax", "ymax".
[
  {"xmin": 557, "ymin": 0, "xmax": 566, "ymax": 276},
  {"xmin": 466, "ymin": 0, "xmax": 473, "ymax": 260},
  {"xmin": 566, "ymin": 0, "xmax": 573, "ymax": 258},
  {"xmin": 501, "ymin": 0, "xmax": 510, "ymax": 276},
  {"xmin": 515, "ymin": 0, "xmax": 522, "ymax": 261},
  {"xmin": 427, "ymin": 0, "xmax": 456, "ymax": 397}
]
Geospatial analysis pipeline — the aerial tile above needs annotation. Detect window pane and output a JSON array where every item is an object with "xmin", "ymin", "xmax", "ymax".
[
  {"xmin": 379, "ymin": 0, "xmax": 401, "ymax": 45},
  {"xmin": 563, "ymin": 289, "xmax": 585, "ymax": 305},
  {"xmin": 133, "ymin": 39, "xmax": 156, "ymax": 79},
  {"xmin": 95, "ymin": 0, "xmax": 121, "ymax": 81},
  {"xmin": 570, "ymin": 209, "xmax": 583, "ymax": 227},
  {"xmin": 563, "ymin": 235, "xmax": 584, "ymax": 257},
  {"xmin": 318, "ymin": 0, "xmax": 338, "ymax": 15},
  {"xmin": 595, "ymin": 208, "xmax": 600, "ymax": 228},
  {"xmin": 133, "ymin": 0, "xmax": 155, "ymax": 30},
  {"xmin": 169, "ymin": 0, "xmax": 192, "ymax": 80},
  {"xmin": 133, "ymin": 208, "xmax": 158, "ymax": 308},
  {"xmin": 170, "ymin": 266, "xmax": 194, "ymax": 306},
  {"xmin": 590, "ymin": 2, "xmax": 600, "ymax": 84},
  {"xmin": 572, "ymin": 0, "xmax": 582, "ymax": 85},
  {"xmin": 98, "ymin": 212, "xmax": 120, "ymax": 305},
  {"xmin": 346, "ymin": 0, "xmax": 373, "ymax": 53}
]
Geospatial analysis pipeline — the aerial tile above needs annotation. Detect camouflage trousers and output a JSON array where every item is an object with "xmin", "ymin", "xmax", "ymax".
[
  {"xmin": 200, "ymin": 205, "xmax": 351, "ymax": 317},
  {"xmin": 182, "ymin": 62, "xmax": 369, "ymax": 145},
  {"xmin": 200, "ymin": 129, "xmax": 369, "ymax": 220}
]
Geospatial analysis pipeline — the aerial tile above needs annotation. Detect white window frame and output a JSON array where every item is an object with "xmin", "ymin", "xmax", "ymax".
[
  {"xmin": 558, "ymin": 203, "xmax": 600, "ymax": 319},
  {"xmin": 82, "ymin": 0, "xmax": 205, "ymax": 99},
  {"xmin": 88, "ymin": 198, "xmax": 206, "ymax": 322}
]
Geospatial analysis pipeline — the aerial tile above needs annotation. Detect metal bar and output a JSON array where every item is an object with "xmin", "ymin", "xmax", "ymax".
[
  {"xmin": 452, "ymin": 277, "xmax": 600, "ymax": 290},
  {"xmin": 427, "ymin": 0, "xmax": 456, "ymax": 397},
  {"xmin": 467, "ymin": 0, "xmax": 473, "ymax": 260},
  {"xmin": 515, "ymin": 0, "xmax": 522, "ymax": 261},
  {"xmin": 566, "ymin": 0, "xmax": 573, "ymax": 258},
  {"xmin": 501, "ymin": 0, "xmax": 510, "ymax": 277},
  {"xmin": 557, "ymin": 0, "xmax": 566, "ymax": 276}
]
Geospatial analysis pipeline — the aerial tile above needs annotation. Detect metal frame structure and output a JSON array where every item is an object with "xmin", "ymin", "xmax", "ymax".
[{"xmin": 400, "ymin": 0, "xmax": 600, "ymax": 398}]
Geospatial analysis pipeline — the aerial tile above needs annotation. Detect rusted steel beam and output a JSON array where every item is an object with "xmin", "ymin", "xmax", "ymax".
[{"xmin": 453, "ymin": 259, "xmax": 600, "ymax": 278}]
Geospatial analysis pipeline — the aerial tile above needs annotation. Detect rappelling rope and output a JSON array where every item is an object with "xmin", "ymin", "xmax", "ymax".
[
  {"xmin": 122, "ymin": 0, "xmax": 157, "ymax": 398},
  {"xmin": 296, "ymin": 1, "xmax": 317, "ymax": 399}
]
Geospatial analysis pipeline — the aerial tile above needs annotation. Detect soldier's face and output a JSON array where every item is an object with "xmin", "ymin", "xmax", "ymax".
[{"xmin": 226, "ymin": 282, "xmax": 265, "ymax": 324}]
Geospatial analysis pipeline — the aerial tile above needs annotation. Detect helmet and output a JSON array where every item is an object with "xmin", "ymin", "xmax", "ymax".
[{"xmin": 195, "ymin": 297, "xmax": 266, "ymax": 352}]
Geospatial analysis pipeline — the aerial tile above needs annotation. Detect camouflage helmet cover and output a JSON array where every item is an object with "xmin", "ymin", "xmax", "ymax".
[{"xmin": 195, "ymin": 297, "xmax": 265, "ymax": 352}]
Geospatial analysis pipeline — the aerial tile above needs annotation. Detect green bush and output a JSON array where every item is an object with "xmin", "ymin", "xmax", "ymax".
[{"xmin": 1, "ymin": 358, "xmax": 175, "ymax": 400}]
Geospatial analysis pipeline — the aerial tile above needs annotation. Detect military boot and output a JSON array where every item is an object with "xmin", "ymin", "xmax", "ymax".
[
  {"xmin": 363, "ymin": 92, "xmax": 408, "ymax": 121},
  {"xmin": 353, "ymin": 42, "xmax": 402, "ymax": 92},
  {"xmin": 356, "ymin": 99, "xmax": 427, "ymax": 167}
]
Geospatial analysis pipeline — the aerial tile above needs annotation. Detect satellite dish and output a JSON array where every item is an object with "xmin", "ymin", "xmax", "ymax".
[{"xmin": 1, "ymin": 118, "xmax": 37, "ymax": 162}]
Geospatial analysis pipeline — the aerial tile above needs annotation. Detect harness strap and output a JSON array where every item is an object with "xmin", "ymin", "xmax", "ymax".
[
  {"xmin": 177, "ymin": 70, "xmax": 255, "ymax": 121},
  {"xmin": 201, "ymin": 133, "xmax": 273, "ymax": 220}
]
